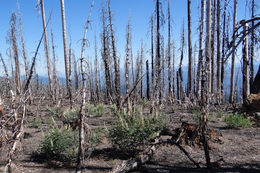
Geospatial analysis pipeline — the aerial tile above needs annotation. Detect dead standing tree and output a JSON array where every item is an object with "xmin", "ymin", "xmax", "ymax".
[
  {"xmin": 167, "ymin": 0, "xmax": 173, "ymax": 102},
  {"xmin": 40, "ymin": 0, "xmax": 55, "ymax": 102},
  {"xmin": 108, "ymin": 0, "xmax": 121, "ymax": 109},
  {"xmin": 10, "ymin": 13, "xmax": 22, "ymax": 95},
  {"xmin": 187, "ymin": 0, "xmax": 193, "ymax": 98},
  {"xmin": 76, "ymin": 1, "xmax": 94, "ymax": 172},
  {"xmin": 125, "ymin": 18, "xmax": 131, "ymax": 114},
  {"xmin": 101, "ymin": 4, "xmax": 113, "ymax": 103},
  {"xmin": 197, "ymin": 0, "xmax": 205, "ymax": 100},
  {"xmin": 230, "ymin": 0, "xmax": 238, "ymax": 104},
  {"xmin": 60, "ymin": 0, "xmax": 73, "ymax": 108}
]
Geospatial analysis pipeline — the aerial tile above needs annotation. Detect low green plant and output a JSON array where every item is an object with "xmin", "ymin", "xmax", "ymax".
[
  {"xmin": 224, "ymin": 113, "xmax": 251, "ymax": 128},
  {"xmin": 63, "ymin": 108, "xmax": 80, "ymax": 125},
  {"xmin": 192, "ymin": 106, "xmax": 213, "ymax": 123},
  {"xmin": 29, "ymin": 118, "xmax": 42, "ymax": 128},
  {"xmin": 39, "ymin": 126, "xmax": 78, "ymax": 161},
  {"xmin": 87, "ymin": 104, "xmax": 105, "ymax": 117},
  {"xmin": 109, "ymin": 109, "xmax": 168, "ymax": 156},
  {"xmin": 46, "ymin": 106, "xmax": 60, "ymax": 118},
  {"xmin": 38, "ymin": 125, "xmax": 102, "ymax": 162}
]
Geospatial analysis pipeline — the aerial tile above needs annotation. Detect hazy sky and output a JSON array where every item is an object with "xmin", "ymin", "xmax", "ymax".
[{"xmin": 0, "ymin": 0, "xmax": 259, "ymax": 76}]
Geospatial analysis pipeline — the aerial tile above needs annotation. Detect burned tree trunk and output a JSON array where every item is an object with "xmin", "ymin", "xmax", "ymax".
[
  {"xmin": 168, "ymin": 0, "xmax": 173, "ymax": 102},
  {"xmin": 187, "ymin": 0, "xmax": 193, "ymax": 98},
  {"xmin": 146, "ymin": 60, "xmax": 150, "ymax": 100},
  {"xmin": 76, "ymin": 1, "xmax": 94, "ymax": 172},
  {"xmin": 125, "ymin": 18, "xmax": 131, "ymax": 113},
  {"xmin": 250, "ymin": 0, "xmax": 255, "ymax": 92},
  {"xmin": 230, "ymin": 0, "xmax": 238, "ymax": 104},
  {"xmin": 40, "ymin": 0, "xmax": 54, "ymax": 102},
  {"xmin": 216, "ymin": 0, "xmax": 221, "ymax": 104},
  {"xmin": 243, "ymin": 23, "xmax": 250, "ymax": 102},
  {"xmin": 211, "ymin": 0, "xmax": 216, "ymax": 96},
  {"xmin": 10, "ymin": 13, "xmax": 22, "ymax": 95},
  {"xmin": 197, "ymin": 0, "xmax": 205, "ymax": 99},
  {"xmin": 108, "ymin": 0, "xmax": 121, "ymax": 109},
  {"xmin": 60, "ymin": 0, "xmax": 72, "ymax": 107},
  {"xmin": 221, "ymin": 0, "xmax": 228, "ymax": 103},
  {"xmin": 101, "ymin": 5, "xmax": 113, "ymax": 102},
  {"xmin": 205, "ymin": 0, "xmax": 212, "ymax": 104}
]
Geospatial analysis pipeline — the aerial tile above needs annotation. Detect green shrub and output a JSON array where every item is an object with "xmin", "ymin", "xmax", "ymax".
[
  {"xmin": 87, "ymin": 104, "xmax": 105, "ymax": 117},
  {"xmin": 29, "ymin": 118, "xmax": 42, "ymax": 128},
  {"xmin": 46, "ymin": 107, "xmax": 60, "ymax": 118},
  {"xmin": 39, "ymin": 127, "xmax": 78, "ymax": 161},
  {"xmin": 109, "ymin": 110, "xmax": 168, "ymax": 156},
  {"xmin": 39, "ymin": 126, "xmax": 102, "ymax": 162},
  {"xmin": 224, "ymin": 113, "xmax": 251, "ymax": 128},
  {"xmin": 63, "ymin": 108, "xmax": 80, "ymax": 125}
]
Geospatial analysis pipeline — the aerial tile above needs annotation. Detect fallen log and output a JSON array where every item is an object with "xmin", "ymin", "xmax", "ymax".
[{"xmin": 110, "ymin": 145, "xmax": 156, "ymax": 173}]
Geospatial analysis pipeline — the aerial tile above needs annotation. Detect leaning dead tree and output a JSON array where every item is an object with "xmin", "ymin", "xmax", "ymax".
[{"xmin": 76, "ymin": 0, "xmax": 94, "ymax": 172}]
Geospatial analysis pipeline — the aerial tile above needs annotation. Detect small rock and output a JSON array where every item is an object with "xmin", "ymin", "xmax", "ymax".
[{"xmin": 254, "ymin": 112, "xmax": 260, "ymax": 120}]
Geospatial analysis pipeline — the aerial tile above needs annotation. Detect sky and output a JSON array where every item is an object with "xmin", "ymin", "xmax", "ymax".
[{"xmin": 0, "ymin": 0, "xmax": 259, "ymax": 77}]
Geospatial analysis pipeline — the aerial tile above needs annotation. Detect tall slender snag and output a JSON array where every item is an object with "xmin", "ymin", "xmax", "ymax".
[
  {"xmin": 40, "ymin": 0, "xmax": 54, "ymax": 102},
  {"xmin": 76, "ymin": 1, "xmax": 94, "ymax": 172},
  {"xmin": 230, "ymin": 0, "xmax": 238, "ymax": 104},
  {"xmin": 60, "ymin": 0, "xmax": 72, "ymax": 107},
  {"xmin": 197, "ymin": 0, "xmax": 205, "ymax": 99},
  {"xmin": 187, "ymin": 0, "xmax": 193, "ymax": 98},
  {"xmin": 108, "ymin": 0, "xmax": 121, "ymax": 109},
  {"xmin": 216, "ymin": 0, "xmax": 221, "ymax": 104}
]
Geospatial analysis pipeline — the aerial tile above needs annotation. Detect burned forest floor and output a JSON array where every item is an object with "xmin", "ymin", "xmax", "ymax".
[{"xmin": 0, "ymin": 98, "xmax": 260, "ymax": 173}]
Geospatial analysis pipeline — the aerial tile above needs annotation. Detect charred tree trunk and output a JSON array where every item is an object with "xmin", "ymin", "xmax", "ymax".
[
  {"xmin": 187, "ymin": 0, "xmax": 193, "ymax": 98},
  {"xmin": 101, "ymin": 5, "xmax": 113, "ymax": 103},
  {"xmin": 10, "ymin": 13, "xmax": 22, "ymax": 95},
  {"xmin": 60, "ymin": 0, "xmax": 72, "ymax": 107},
  {"xmin": 125, "ymin": 19, "xmax": 131, "ymax": 113},
  {"xmin": 230, "ymin": 0, "xmax": 238, "ymax": 104},
  {"xmin": 211, "ymin": 0, "xmax": 216, "ymax": 96},
  {"xmin": 40, "ymin": 0, "xmax": 54, "ymax": 102},
  {"xmin": 108, "ymin": 0, "xmax": 121, "ymax": 109},
  {"xmin": 221, "ymin": 0, "xmax": 228, "ymax": 104},
  {"xmin": 205, "ymin": 0, "xmax": 212, "ymax": 104},
  {"xmin": 168, "ymin": 0, "xmax": 173, "ymax": 102},
  {"xmin": 76, "ymin": 1, "xmax": 94, "ymax": 172},
  {"xmin": 216, "ymin": 0, "xmax": 221, "ymax": 104},
  {"xmin": 250, "ymin": 0, "xmax": 255, "ymax": 93},
  {"xmin": 197, "ymin": 0, "xmax": 205, "ymax": 100},
  {"xmin": 243, "ymin": 23, "xmax": 250, "ymax": 102},
  {"xmin": 146, "ymin": 60, "xmax": 150, "ymax": 100},
  {"xmin": 94, "ymin": 34, "xmax": 100, "ymax": 103},
  {"xmin": 155, "ymin": 0, "xmax": 161, "ymax": 105},
  {"xmin": 50, "ymin": 20, "xmax": 60, "ymax": 100}
]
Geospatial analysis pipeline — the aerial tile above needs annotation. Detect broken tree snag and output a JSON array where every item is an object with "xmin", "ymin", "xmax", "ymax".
[
  {"xmin": 172, "ymin": 122, "xmax": 223, "ymax": 147},
  {"xmin": 110, "ymin": 145, "xmax": 156, "ymax": 173},
  {"xmin": 0, "ymin": 96, "xmax": 4, "ymax": 119}
]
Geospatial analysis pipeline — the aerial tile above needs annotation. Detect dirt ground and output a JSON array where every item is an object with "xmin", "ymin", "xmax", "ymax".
[{"xmin": 0, "ymin": 102, "xmax": 260, "ymax": 173}]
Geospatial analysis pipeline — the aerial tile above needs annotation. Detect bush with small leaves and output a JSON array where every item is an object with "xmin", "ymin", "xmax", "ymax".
[
  {"xmin": 224, "ymin": 113, "xmax": 251, "ymax": 128},
  {"xmin": 62, "ymin": 108, "xmax": 80, "ymax": 126},
  {"xmin": 87, "ymin": 104, "xmax": 105, "ymax": 117},
  {"xmin": 29, "ymin": 118, "xmax": 42, "ymax": 128},
  {"xmin": 39, "ymin": 126, "xmax": 78, "ymax": 161},
  {"xmin": 46, "ymin": 107, "xmax": 60, "ymax": 118},
  {"xmin": 109, "ymin": 109, "xmax": 168, "ymax": 156},
  {"xmin": 38, "ymin": 125, "xmax": 102, "ymax": 162}
]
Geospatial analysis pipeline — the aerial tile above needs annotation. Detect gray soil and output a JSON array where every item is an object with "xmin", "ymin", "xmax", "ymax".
[{"xmin": 0, "ymin": 103, "xmax": 259, "ymax": 173}]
